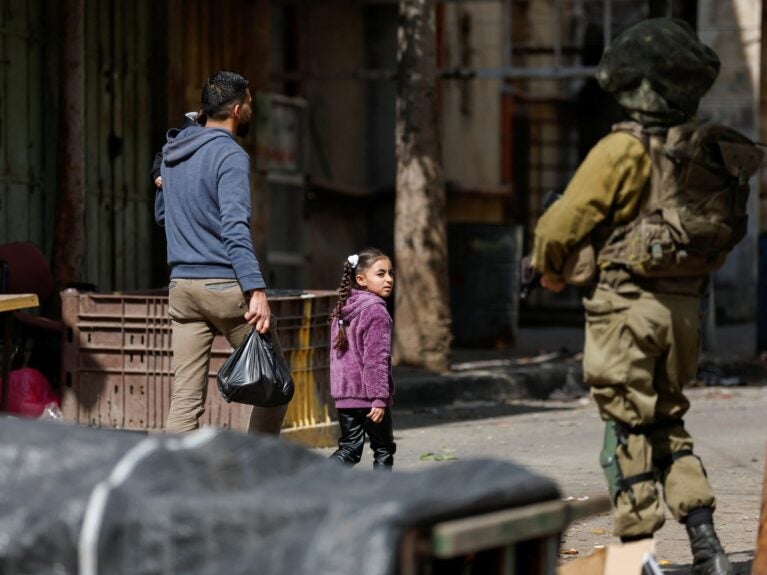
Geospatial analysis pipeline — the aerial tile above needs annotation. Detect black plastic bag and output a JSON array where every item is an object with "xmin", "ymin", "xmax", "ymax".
[{"xmin": 217, "ymin": 329, "xmax": 294, "ymax": 407}]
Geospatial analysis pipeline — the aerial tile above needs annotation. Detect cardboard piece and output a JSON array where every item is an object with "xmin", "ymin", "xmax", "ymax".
[{"xmin": 558, "ymin": 539, "xmax": 660, "ymax": 575}]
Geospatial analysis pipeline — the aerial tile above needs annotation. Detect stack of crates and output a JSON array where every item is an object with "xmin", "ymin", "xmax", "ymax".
[{"xmin": 60, "ymin": 289, "xmax": 338, "ymax": 445}]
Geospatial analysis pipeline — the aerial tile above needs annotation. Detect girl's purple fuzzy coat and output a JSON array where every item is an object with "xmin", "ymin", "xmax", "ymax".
[{"xmin": 329, "ymin": 289, "xmax": 394, "ymax": 408}]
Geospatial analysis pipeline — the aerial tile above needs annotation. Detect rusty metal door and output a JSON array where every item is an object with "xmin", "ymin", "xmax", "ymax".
[
  {"xmin": 83, "ymin": 0, "xmax": 159, "ymax": 291},
  {"xmin": 0, "ymin": 0, "xmax": 48, "ymax": 248},
  {"xmin": 0, "ymin": 0, "xmax": 161, "ymax": 291}
]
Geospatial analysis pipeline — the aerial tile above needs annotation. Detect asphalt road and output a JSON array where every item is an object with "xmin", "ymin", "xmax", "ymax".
[{"xmin": 318, "ymin": 385, "xmax": 767, "ymax": 573}]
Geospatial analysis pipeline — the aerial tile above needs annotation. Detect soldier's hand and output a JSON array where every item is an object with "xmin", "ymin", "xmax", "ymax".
[
  {"xmin": 540, "ymin": 275, "xmax": 566, "ymax": 293},
  {"xmin": 244, "ymin": 289, "xmax": 271, "ymax": 333},
  {"xmin": 154, "ymin": 176, "xmax": 163, "ymax": 189}
]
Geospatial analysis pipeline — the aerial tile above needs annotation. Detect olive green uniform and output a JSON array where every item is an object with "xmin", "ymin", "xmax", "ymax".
[{"xmin": 532, "ymin": 131, "xmax": 715, "ymax": 538}]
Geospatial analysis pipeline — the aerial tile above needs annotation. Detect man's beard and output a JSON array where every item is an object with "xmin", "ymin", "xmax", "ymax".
[{"xmin": 236, "ymin": 121, "xmax": 251, "ymax": 138}]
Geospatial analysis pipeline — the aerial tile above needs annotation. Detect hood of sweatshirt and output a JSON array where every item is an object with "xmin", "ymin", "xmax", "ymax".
[
  {"xmin": 162, "ymin": 125, "xmax": 235, "ymax": 167},
  {"xmin": 340, "ymin": 289, "xmax": 387, "ymax": 322}
]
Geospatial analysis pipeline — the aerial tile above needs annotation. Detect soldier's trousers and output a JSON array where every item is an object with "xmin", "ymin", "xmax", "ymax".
[{"xmin": 583, "ymin": 286, "xmax": 716, "ymax": 538}]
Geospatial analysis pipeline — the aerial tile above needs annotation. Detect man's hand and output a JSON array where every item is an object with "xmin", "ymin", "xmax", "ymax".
[
  {"xmin": 367, "ymin": 407, "xmax": 385, "ymax": 424},
  {"xmin": 540, "ymin": 275, "xmax": 566, "ymax": 293},
  {"xmin": 154, "ymin": 176, "xmax": 163, "ymax": 189},
  {"xmin": 244, "ymin": 289, "xmax": 271, "ymax": 333}
]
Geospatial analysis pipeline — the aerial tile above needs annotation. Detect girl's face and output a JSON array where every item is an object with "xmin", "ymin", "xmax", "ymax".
[{"xmin": 356, "ymin": 257, "xmax": 394, "ymax": 298}]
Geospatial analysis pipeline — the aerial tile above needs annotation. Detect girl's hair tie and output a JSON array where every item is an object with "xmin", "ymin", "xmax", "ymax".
[
  {"xmin": 347, "ymin": 254, "xmax": 359, "ymax": 268},
  {"xmin": 338, "ymin": 319, "xmax": 345, "ymax": 326}
]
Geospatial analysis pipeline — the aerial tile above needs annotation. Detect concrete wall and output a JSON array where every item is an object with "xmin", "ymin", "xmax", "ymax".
[
  {"xmin": 441, "ymin": 1, "xmax": 503, "ymax": 195},
  {"xmin": 277, "ymin": 1, "xmax": 399, "ymax": 289},
  {"xmin": 300, "ymin": 0, "xmax": 367, "ymax": 189},
  {"xmin": 698, "ymin": 0, "xmax": 762, "ymax": 321}
]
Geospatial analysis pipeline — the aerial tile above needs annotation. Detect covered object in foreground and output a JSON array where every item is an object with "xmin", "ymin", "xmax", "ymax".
[{"xmin": 0, "ymin": 417, "xmax": 563, "ymax": 575}]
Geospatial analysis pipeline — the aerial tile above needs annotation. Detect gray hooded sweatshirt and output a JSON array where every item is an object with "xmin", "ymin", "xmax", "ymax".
[{"xmin": 156, "ymin": 124, "xmax": 265, "ymax": 292}]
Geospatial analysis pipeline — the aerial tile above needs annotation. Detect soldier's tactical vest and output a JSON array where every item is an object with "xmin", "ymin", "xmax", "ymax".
[{"xmin": 598, "ymin": 120, "xmax": 763, "ymax": 278}]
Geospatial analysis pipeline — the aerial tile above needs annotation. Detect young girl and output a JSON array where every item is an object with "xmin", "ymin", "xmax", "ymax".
[{"xmin": 329, "ymin": 248, "xmax": 396, "ymax": 469}]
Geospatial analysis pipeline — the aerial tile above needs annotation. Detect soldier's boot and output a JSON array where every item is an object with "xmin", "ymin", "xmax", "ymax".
[{"xmin": 685, "ymin": 508, "xmax": 732, "ymax": 575}]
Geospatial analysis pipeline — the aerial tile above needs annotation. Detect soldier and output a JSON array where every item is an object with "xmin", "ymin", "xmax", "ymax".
[{"xmin": 532, "ymin": 18, "xmax": 762, "ymax": 575}]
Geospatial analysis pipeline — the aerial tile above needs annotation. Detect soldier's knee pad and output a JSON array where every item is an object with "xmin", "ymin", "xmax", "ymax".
[
  {"xmin": 600, "ymin": 420, "xmax": 624, "ymax": 501},
  {"xmin": 600, "ymin": 420, "xmax": 655, "ymax": 504}
]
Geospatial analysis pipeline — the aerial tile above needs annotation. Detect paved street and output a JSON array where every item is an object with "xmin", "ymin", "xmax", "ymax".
[{"xmin": 318, "ymin": 385, "xmax": 767, "ymax": 573}]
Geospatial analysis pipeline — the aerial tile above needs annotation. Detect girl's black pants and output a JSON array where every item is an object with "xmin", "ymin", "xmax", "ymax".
[{"xmin": 330, "ymin": 407, "xmax": 396, "ymax": 469}]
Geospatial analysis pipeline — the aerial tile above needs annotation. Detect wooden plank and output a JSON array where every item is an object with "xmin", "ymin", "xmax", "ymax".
[
  {"xmin": 753, "ymin": 445, "xmax": 767, "ymax": 574},
  {"xmin": 431, "ymin": 499, "xmax": 568, "ymax": 558},
  {"xmin": 0, "ymin": 293, "xmax": 39, "ymax": 312},
  {"xmin": 430, "ymin": 495, "xmax": 611, "ymax": 559}
]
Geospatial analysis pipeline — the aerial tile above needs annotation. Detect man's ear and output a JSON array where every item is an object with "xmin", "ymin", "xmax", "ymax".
[{"xmin": 232, "ymin": 103, "xmax": 242, "ymax": 120}]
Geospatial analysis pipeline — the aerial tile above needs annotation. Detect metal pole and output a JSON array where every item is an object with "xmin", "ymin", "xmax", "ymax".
[
  {"xmin": 603, "ymin": 0, "xmax": 611, "ymax": 50},
  {"xmin": 52, "ymin": 0, "xmax": 86, "ymax": 288}
]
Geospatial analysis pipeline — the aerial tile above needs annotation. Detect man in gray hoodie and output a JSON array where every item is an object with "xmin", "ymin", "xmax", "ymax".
[{"xmin": 157, "ymin": 70, "xmax": 285, "ymax": 434}]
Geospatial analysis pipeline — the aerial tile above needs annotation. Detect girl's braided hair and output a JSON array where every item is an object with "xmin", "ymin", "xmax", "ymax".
[{"xmin": 332, "ymin": 247, "xmax": 388, "ymax": 351}]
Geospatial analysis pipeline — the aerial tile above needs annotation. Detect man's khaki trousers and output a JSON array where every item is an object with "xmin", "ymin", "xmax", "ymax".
[
  {"xmin": 165, "ymin": 278, "xmax": 288, "ymax": 434},
  {"xmin": 583, "ymin": 285, "xmax": 716, "ymax": 538}
]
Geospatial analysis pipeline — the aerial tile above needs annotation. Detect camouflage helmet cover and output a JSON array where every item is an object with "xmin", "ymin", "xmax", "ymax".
[{"xmin": 596, "ymin": 18, "xmax": 720, "ymax": 127}]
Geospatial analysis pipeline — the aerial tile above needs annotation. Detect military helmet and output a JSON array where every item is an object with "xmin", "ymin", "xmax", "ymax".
[{"xmin": 596, "ymin": 18, "xmax": 720, "ymax": 127}]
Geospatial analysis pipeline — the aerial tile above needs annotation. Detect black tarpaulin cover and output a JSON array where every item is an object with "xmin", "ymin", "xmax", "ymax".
[{"xmin": 0, "ymin": 417, "xmax": 561, "ymax": 575}]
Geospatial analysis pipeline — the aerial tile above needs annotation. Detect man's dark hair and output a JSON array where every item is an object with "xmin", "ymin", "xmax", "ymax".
[{"xmin": 201, "ymin": 70, "xmax": 250, "ymax": 120}]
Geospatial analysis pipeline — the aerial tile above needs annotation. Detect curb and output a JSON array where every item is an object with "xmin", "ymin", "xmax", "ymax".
[
  {"xmin": 394, "ymin": 361, "xmax": 586, "ymax": 409},
  {"xmin": 394, "ymin": 355, "xmax": 767, "ymax": 410}
]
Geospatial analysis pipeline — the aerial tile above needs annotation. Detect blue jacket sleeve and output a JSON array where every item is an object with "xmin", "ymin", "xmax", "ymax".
[{"xmin": 216, "ymin": 151, "xmax": 266, "ymax": 292}]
